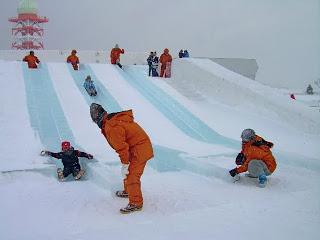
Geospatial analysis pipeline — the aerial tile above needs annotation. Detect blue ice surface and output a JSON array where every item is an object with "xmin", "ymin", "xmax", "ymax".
[
  {"xmin": 118, "ymin": 65, "xmax": 238, "ymax": 149},
  {"xmin": 22, "ymin": 63, "xmax": 75, "ymax": 169},
  {"xmin": 67, "ymin": 64, "xmax": 122, "ymax": 113}
]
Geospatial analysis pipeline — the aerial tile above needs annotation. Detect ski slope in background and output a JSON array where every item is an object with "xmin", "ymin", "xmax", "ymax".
[{"xmin": 0, "ymin": 59, "xmax": 319, "ymax": 240}]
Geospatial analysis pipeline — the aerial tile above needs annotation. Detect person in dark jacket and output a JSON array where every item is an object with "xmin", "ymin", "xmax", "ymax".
[
  {"xmin": 151, "ymin": 52, "xmax": 159, "ymax": 77},
  {"xmin": 41, "ymin": 141, "xmax": 93, "ymax": 181},
  {"xmin": 147, "ymin": 52, "xmax": 154, "ymax": 76},
  {"xmin": 178, "ymin": 49, "xmax": 184, "ymax": 58}
]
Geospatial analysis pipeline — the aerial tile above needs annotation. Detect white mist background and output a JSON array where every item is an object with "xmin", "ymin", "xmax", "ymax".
[{"xmin": 0, "ymin": 0, "xmax": 319, "ymax": 88}]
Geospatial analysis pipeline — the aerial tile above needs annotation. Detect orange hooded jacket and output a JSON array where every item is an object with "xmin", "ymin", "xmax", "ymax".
[
  {"xmin": 160, "ymin": 49, "xmax": 172, "ymax": 65},
  {"xmin": 23, "ymin": 54, "xmax": 40, "ymax": 68},
  {"xmin": 67, "ymin": 53, "xmax": 79, "ymax": 70},
  {"xmin": 110, "ymin": 48, "xmax": 125, "ymax": 64},
  {"xmin": 100, "ymin": 110, "xmax": 153, "ymax": 164},
  {"xmin": 236, "ymin": 135, "xmax": 277, "ymax": 174}
]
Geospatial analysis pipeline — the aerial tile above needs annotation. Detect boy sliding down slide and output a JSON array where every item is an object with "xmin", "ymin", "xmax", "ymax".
[{"xmin": 41, "ymin": 141, "xmax": 93, "ymax": 181}]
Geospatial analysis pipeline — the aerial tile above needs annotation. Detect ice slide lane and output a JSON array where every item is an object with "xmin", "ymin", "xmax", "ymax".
[
  {"xmin": 119, "ymin": 66, "xmax": 238, "ymax": 149},
  {"xmin": 22, "ymin": 63, "xmax": 110, "ymax": 185},
  {"xmin": 67, "ymin": 64, "xmax": 231, "ymax": 181},
  {"xmin": 22, "ymin": 63, "xmax": 74, "ymax": 169},
  {"xmin": 67, "ymin": 64, "xmax": 121, "ymax": 112}
]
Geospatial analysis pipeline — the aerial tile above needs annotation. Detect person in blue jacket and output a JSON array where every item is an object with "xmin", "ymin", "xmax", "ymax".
[
  {"xmin": 83, "ymin": 75, "xmax": 97, "ymax": 96},
  {"xmin": 183, "ymin": 50, "xmax": 189, "ymax": 58}
]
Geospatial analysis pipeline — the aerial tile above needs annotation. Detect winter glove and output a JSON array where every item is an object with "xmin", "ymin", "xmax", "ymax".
[
  {"xmin": 229, "ymin": 168, "xmax": 238, "ymax": 177},
  {"xmin": 86, "ymin": 154, "xmax": 93, "ymax": 159},
  {"xmin": 266, "ymin": 141, "xmax": 274, "ymax": 148},
  {"xmin": 121, "ymin": 164, "xmax": 129, "ymax": 179},
  {"xmin": 235, "ymin": 152, "xmax": 245, "ymax": 165},
  {"xmin": 40, "ymin": 150, "xmax": 50, "ymax": 156}
]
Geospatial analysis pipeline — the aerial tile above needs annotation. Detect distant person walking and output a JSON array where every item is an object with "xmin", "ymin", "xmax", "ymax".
[
  {"xmin": 23, "ymin": 51, "xmax": 40, "ymax": 69},
  {"xmin": 159, "ymin": 48, "xmax": 172, "ymax": 78},
  {"xmin": 67, "ymin": 49, "xmax": 80, "ymax": 70},
  {"xmin": 110, "ymin": 44, "xmax": 125, "ymax": 68}
]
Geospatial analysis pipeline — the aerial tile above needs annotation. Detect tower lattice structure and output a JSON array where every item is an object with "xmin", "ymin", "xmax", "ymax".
[{"xmin": 9, "ymin": 0, "xmax": 48, "ymax": 50}]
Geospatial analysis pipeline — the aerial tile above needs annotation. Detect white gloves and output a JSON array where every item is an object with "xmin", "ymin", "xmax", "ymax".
[{"xmin": 121, "ymin": 164, "xmax": 129, "ymax": 179}]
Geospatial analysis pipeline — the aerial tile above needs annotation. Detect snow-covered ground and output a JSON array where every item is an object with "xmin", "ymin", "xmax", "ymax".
[{"xmin": 0, "ymin": 59, "xmax": 319, "ymax": 240}]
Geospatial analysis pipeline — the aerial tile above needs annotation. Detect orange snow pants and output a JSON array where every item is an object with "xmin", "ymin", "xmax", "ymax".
[
  {"xmin": 123, "ymin": 158, "xmax": 148, "ymax": 207},
  {"xmin": 160, "ymin": 64, "xmax": 167, "ymax": 77}
]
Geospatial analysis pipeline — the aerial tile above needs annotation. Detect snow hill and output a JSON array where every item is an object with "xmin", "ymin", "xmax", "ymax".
[{"xmin": 0, "ymin": 58, "xmax": 319, "ymax": 240}]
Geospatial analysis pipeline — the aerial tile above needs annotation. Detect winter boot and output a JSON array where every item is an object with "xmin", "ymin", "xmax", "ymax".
[
  {"xmin": 74, "ymin": 170, "xmax": 85, "ymax": 180},
  {"xmin": 258, "ymin": 174, "xmax": 267, "ymax": 188},
  {"xmin": 57, "ymin": 168, "xmax": 65, "ymax": 181},
  {"xmin": 115, "ymin": 190, "xmax": 129, "ymax": 198},
  {"xmin": 120, "ymin": 204, "xmax": 143, "ymax": 214}
]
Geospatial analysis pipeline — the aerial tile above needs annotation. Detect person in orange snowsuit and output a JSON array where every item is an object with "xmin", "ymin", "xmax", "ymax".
[
  {"xmin": 67, "ymin": 50, "xmax": 80, "ymax": 70},
  {"xmin": 90, "ymin": 103, "xmax": 153, "ymax": 214},
  {"xmin": 23, "ymin": 51, "xmax": 40, "ymax": 69},
  {"xmin": 110, "ymin": 44, "xmax": 124, "ymax": 68},
  {"xmin": 229, "ymin": 129, "xmax": 277, "ymax": 188},
  {"xmin": 159, "ymin": 48, "xmax": 172, "ymax": 77}
]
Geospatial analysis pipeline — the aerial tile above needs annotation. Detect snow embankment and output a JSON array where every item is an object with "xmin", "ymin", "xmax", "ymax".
[
  {"xmin": 171, "ymin": 58, "xmax": 320, "ymax": 135},
  {"xmin": 0, "ymin": 61, "xmax": 43, "ymax": 172}
]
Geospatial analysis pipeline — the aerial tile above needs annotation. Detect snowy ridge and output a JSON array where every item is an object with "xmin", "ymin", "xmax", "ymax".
[{"xmin": 171, "ymin": 58, "xmax": 320, "ymax": 135}]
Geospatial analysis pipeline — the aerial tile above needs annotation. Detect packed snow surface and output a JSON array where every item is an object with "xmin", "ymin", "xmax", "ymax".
[{"xmin": 0, "ymin": 59, "xmax": 319, "ymax": 240}]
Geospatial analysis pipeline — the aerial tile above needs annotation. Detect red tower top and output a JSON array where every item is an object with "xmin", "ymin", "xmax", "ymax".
[{"xmin": 9, "ymin": 0, "xmax": 48, "ymax": 50}]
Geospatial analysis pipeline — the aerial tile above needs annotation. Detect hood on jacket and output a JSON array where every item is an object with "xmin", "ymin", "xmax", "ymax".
[{"xmin": 107, "ymin": 110, "xmax": 134, "ymax": 123}]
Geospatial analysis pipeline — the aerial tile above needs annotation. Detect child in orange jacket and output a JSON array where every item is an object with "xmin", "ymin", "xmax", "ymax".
[
  {"xmin": 110, "ymin": 44, "xmax": 124, "ymax": 68},
  {"xmin": 159, "ymin": 48, "xmax": 172, "ymax": 77},
  {"xmin": 67, "ymin": 50, "xmax": 80, "ymax": 70},
  {"xmin": 23, "ymin": 51, "xmax": 40, "ymax": 69},
  {"xmin": 229, "ymin": 129, "xmax": 277, "ymax": 188}
]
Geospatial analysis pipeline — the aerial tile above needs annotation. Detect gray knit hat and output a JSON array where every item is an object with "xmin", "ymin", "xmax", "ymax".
[
  {"xmin": 90, "ymin": 103, "xmax": 106, "ymax": 125},
  {"xmin": 241, "ymin": 129, "xmax": 255, "ymax": 142}
]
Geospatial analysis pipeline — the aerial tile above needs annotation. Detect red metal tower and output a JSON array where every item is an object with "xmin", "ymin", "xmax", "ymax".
[{"xmin": 8, "ymin": 0, "xmax": 48, "ymax": 50}]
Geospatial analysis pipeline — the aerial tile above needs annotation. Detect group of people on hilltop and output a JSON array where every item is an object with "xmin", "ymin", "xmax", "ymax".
[
  {"xmin": 22, "ymin": 46, "xmax": 175, "ymax": 79},
  {"xmin": 147, "ymin": 48, "xmax": 173, "ymax": 78},
  {"xmin": 179, "ymin": 49, "xmax": 189, "ymax": 58},
  {"xmin": 22, "ymin": 44, "xmax": 125, "ymax": 70}
]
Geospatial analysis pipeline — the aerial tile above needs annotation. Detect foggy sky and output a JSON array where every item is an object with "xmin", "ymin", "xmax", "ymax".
[{"xmin": 1, "ymin": 0, "xmax": 320, "ymax": 88}]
